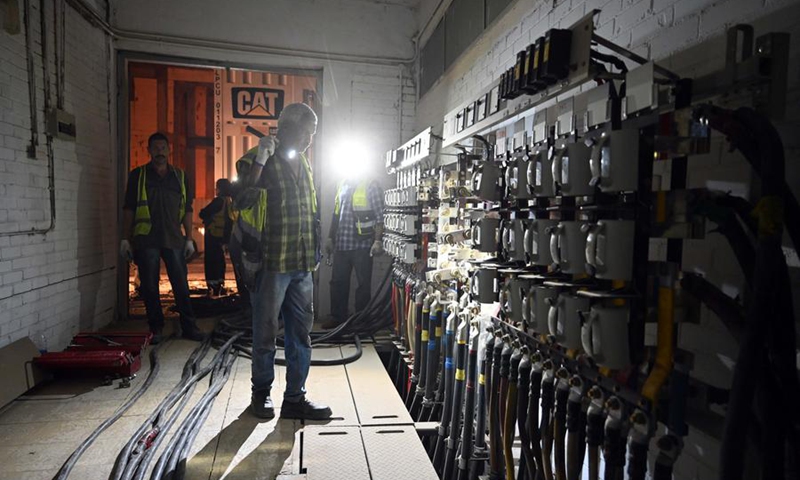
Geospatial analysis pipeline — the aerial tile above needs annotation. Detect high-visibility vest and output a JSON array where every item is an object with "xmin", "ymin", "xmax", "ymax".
[
  {"xmin": 236, "ymin": 147, "xmax": 317, "ymax": 214},
  {"xmin": 229, "ymin": 149, "xmax": 317, "ymax": 287},
  {"xmin": 334, "ymin": 180, "xmax": 376, "ymax": 237},
  {"xmin": 133, "ymin": 165, "xmax": 186, "ymax": 237},
  {"xmin": 207, "ymin": 197, "xmax": 232, "ymax": 238}
]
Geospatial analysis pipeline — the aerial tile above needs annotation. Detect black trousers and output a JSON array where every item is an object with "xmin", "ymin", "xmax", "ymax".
[
  {"xmin": 330, "ymin": 248, "xmax": 373, "ymax": 323},
  {"xmin": 204, "ymin": 234, "xmax": 226, "ymax": 291}
]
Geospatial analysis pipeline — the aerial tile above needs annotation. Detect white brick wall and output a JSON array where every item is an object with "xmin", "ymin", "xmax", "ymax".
[
  {"xmin": 413, "ymin": 0, "xmax": 800, "ymax": 478},
  {"xmin": 0, "ymin": 2, "xmax": 116, "ymax": 350}
]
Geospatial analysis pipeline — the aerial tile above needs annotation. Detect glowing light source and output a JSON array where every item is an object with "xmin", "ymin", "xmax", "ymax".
[
  {"xmin": 198, "ymin": 227, "xmax": 206, "ymax": 236},
  {"xmin": 331, "ymin": 139, "xmax": 369, "ymax": 178},
  {"xmin": 287, "ymin": 149, "xmax": 297, "ymax": 159}
]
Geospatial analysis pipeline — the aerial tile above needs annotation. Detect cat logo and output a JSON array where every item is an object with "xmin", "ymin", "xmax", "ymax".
[{"xmin": 232, "ymin": 87, "xmax": 285, "ymax": 119}]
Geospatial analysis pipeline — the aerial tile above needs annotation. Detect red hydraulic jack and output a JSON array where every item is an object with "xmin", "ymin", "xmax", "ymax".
[{"xmin": 33, "ymin": 332, "xmax": 152, "ymax": 384}]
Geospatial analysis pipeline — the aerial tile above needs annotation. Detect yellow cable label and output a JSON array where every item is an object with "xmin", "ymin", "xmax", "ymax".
[
  {"xmin": 479, "ymin": 374, "xmax": 486, "ymax": 385},
  {"xmin": 752, "ymin": 195, "xmax": 784, "ymax": 236},
  {"xmin": 421, "ymin": 330, "xmax": 429, "ymax": 341},
  {"xmin": 455, "ymin": 369, "xmax": 466, "ymax": 381},
  {"xmin": 543, "ymin": 41, "xmax": 550, "ymax": 63},
  {"xmin": 435, "ymin": 327, "xmax": 442, "ymax": 337}
]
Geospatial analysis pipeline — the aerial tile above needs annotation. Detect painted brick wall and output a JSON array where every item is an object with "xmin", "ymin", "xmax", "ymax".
[
  {"xmin": 412, "ymin": 0, "xmax": 800, "ymax": 478},
  {"xmin": 0, "ymin": 2, "xmax": 116, "ymax": 350}
]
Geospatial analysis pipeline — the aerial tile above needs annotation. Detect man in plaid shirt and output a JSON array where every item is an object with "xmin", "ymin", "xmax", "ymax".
[
  {"xmin": 322, "ymin": 172, "xmax": 384, "ymax": 329},
  {"xmin": 242, "ymin": 103, "xmax": 331, "ymax": 421}
]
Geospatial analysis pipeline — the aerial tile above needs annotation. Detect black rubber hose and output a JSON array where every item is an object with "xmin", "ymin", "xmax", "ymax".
[
  {"xmin": 496, "ymin": 339, "xmax": 513, "ymax": 478},
  {"xmin": 566, "ymin": 380, "xmax": 586, "ymax": 480},
  {"xmin": 212, "ymin": 322, "xmax": 365, "ymax": 366},
  {"xmin": 590, "ymin": 50, "xmax": 629, "ymax": 73},
  {"xmin": 457, "ymin": 331, "xmax": 480, "ymax": 480},
  {"xmin": 420, "ymin": 305, "xmax": 443, "ymax": 422},
  {"xmin": 699, "ymin": 106, "xmax": 800, "ymax": 250},
  {"xmin": 528, "ymin": 360, "xmax": 545, "ymax": 480},
  {"xmin": 553, "ymin": 376, "xmax": 569, "ymax": 480},
  {"xmin": 503, "ymin": 347, "xmax": 522, "ymax": 480},
  {"xmin": 488, "ymin": 333, "xmax": 505, "ymax": 479},
  {"xmin": 52, "ymin": 341, "xmax": 164, "ymax": 480},
  {"xmin": 516, "ymin": 353, "xmax": 535, "ymax": 480},
  {"xmin": 709, "ymin": 106, "xmax": 796, "ymax": 480},
  {"xmin": 410, "ymin": 303, "xmax": 431, "ymax": 419},
  {"xmin": 431, "ymin": 310, "xmax": 452, "ymax": 423},
  {"xmin": 153, "ymin": 352, "xmax": 237, "ymax": 480},
  {"xmin": 680, "ymin": 273, "xmax": 745, "ymax": 343},
  {"xmin": 585, "ymin": 389, "xmax": 604, "ymax": 480},
  {"xmin": 407, "ymin": 297, "xmax": 424, "ymax": 407},
  {"xmin": 110, "ymin": 339, "xmax": 213, "ymax": 480},
  {"xmin": 540, "ymin": 364, "xmax": 556, "ymax": 480},
  {"xmin": 475, "ymin": 327, "xmax": 494, "ymax": 452},
  {"xmin": 127, "ymin": 335, "xmax": 241, "ymax": 480},
  {"xmin": 626, "ymin": 440, "xmax": 649, "ymax": 480},
  {"xmin": 603, "ymin": 412, "xmax": 625, "ymax": 480},
  {"xmin": 653, "ymin": 435, "xmax": 681, "ymax": 480},
  {"xmin": 433, "ymin": 315, "xmax": 458, "ymax": 467},
  {"xmin": 469, "ymin": 328, "xmax": 494, "ymax": 480},
  {"xmin": 443, "ymin": 321, "xmax": 469, "ymax": 480}
]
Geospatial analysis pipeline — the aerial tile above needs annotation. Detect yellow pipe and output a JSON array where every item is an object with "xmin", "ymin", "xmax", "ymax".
[{"xmin": 642, "ymin": 284, "xmax": 675, "ymax": 404}]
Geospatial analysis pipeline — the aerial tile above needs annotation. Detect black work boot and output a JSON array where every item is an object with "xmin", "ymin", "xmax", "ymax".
[
  {"xmin": 251, "ymin": 389, "xmax": 275, "ymax": 419},
  {"xmin": 280, "ymin": 397, "xmax": 332, "ymax": 420},
  {"xmin": 181, "ymin": 322, "xmax": 205, "ymax": 341}
]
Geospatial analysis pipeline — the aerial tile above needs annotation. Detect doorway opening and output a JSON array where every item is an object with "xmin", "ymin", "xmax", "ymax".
[{"xmin": 124, "ymin": 60, "xmax": 320, "ymax": 316}]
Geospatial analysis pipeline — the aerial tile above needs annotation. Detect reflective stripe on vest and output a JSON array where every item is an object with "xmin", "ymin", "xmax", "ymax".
[
  {"xmin": 334, "ymin": 181, "xmax": 375, "ymax": 236},
  {"xmin": 133, "ymin": 166, "xmax": 187, "ymax": 237}
]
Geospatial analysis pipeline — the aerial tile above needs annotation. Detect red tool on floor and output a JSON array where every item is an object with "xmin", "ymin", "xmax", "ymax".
[{"xmin": 33, "ymin": 332, "xmax": 152, "ymax": 378}]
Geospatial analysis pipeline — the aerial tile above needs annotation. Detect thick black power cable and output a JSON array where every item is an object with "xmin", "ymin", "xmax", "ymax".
[
  {"xmin": 110, "ymin": 336, "xmax": 226, "ymax": 480},
  {"xmin": 51, "ymin": 341, "xmax": 166, "ymax": 480},
  {"xmin": 123, "ymin": 336, "xmax": 240, "ymax": 480}
]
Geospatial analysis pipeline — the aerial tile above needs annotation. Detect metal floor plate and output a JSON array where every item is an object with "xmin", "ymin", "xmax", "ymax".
[
  {"xmin": 361, "ymin": 426, "xmax": 439, "ymax": 480},
  {"xmin": 303, "ymin": 426, "xmax": 370, "ymax": 480},
  {"xmin": 343, "ymin": 344, "xmax": 414, "ymax": 426},
  {"xmin": 304, "ymin": 346, "xmax": 360, "ymax": 427}
]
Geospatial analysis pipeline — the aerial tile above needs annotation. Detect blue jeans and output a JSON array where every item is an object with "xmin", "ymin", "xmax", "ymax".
[
  {"xmin": 134, "ymin": 248, "xmax": 197, "ymax": 332},
  {"xmin": 250, "ymin": 270, "xmax": 313, "ymax": 402}
]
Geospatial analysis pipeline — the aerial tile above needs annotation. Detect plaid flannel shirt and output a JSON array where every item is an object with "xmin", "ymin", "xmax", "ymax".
[
  {"xmin": 257, "ymin": 153, "xmax": 318, "ymax": 272},
  {"xmin": 334, "ymin": 180, "xmax": 384, "ymax": 251}
]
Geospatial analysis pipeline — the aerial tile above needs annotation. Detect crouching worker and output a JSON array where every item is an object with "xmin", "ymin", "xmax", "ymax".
[{"xmin": 234, "ymin": 103, "xmax": 332, "ymax": 420}]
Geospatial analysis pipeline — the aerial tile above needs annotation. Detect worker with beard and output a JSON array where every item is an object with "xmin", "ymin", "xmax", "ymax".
[{"xmin": 120, "ymin": 132, "xmax": 205, "ymax": 344}]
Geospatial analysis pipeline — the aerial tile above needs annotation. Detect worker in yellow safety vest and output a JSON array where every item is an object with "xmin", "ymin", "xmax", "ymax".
[
  {"xmin": 322, "ymin": 174, "xmax": 385, "ymax": 330},
  {"xmin": 120, "ymin": 132, "xmax": 204, "ymax": 344},
  {"xmin": 199, "ymin": 178, "xmax": 233, "ymax": 297}
]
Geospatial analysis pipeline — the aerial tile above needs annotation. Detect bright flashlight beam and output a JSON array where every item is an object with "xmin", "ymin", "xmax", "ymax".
[{"xmin": 332, "ymin": 140, "xmax": 369, "ymax": 177}]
